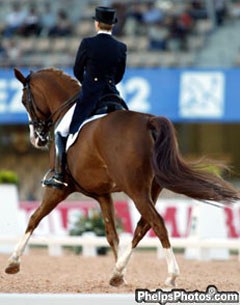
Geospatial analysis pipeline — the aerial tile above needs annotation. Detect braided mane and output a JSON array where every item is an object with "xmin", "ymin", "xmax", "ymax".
[{"xmin": 36, "ymin": 68, "xmax": 80, "ymax": 92}]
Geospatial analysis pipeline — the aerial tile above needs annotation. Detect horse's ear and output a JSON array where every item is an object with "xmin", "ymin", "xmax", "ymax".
[{"xmin": 14, "ymin": 68, "xmax": 27, "ymax": 86}]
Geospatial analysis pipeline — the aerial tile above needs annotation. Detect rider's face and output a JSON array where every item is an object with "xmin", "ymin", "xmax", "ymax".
[{"xmin": 95, "ymin": 21, "xmax": 100, "ymax": 32}]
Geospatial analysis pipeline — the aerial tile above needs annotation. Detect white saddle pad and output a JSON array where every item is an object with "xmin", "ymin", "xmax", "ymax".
[{"xmin": 66, "ymin": 114, "xmax": 107, "ymax": 151}]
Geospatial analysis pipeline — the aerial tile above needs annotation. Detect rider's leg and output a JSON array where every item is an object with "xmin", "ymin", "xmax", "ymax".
[
  {"xmin": 42, "ymin": 132, "xmax": 68, "ymax": 189},
  {"xmin": 41, "ymin": 104, "xmax": 76, "ymax": 190},
  {"xmin": 69, "ymin": 90, "xmax": 98, "ymax": 134},
  {"xmin": 43, "ymin": 92, "xmax": 98, "ymax": 189}
]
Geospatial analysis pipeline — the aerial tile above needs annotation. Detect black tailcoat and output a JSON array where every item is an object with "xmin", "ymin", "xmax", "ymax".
[{"xmin": 70, "ymin": 33, "xmax": 127, "ymax": 133}]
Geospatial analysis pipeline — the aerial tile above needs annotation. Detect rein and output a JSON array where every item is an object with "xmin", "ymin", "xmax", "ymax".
[{"xmin": 48, "ymin": 93, "xmax": 79, "ymax": 124}]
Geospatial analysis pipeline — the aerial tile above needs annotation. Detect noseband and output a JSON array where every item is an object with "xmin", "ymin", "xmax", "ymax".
[{"xmin": 24, "ymin": 73, "xmax": 79, "ymax": 144}]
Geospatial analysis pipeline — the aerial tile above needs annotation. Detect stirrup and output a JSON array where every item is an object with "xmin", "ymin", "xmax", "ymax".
[{"xmin": 42, "ymin": 175, "xmax": 68, "ymax": 190}]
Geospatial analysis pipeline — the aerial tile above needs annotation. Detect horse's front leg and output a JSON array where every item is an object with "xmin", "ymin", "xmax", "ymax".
[
  {"xmin": 5, "ymin": 188, "xmax": 71, "ymax": 274},
  {"xmin": 5, "ymin": 232, "xmax": 31, "ymax": 274}
]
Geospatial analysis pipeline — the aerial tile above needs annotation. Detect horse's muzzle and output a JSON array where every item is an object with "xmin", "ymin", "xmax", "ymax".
[{"xmin": 30, "ymin": 134, "xmax": 48, "ymax": 149}]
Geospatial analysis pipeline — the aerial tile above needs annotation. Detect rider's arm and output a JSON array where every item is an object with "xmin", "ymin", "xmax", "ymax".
[
  {"xmin": 115, "ymin": 43, "xmax": 127, "ymax": 84},
  {"xmin": 73, "ymin": 38, "xmax": 87, "ymax": 83}
]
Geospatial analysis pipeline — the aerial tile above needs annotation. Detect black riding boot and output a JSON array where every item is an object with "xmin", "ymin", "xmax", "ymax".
[{"xmin": 42, "ymin": 132, "xmax": 68, "ymax": 189}]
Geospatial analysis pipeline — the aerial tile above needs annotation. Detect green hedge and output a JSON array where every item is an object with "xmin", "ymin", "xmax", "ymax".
[{"xmin": 0, "ymin": 170, "xmax": 19, "ymax": 185}]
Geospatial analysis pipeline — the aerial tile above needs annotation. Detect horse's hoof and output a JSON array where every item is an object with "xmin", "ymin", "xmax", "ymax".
[
  {"xmin": 164, "ymin": 275, "xmax": 178, "ymax": 288},
  {"xmin": 5, "ymin": 262, "xmax": 20, "ymax": 274},
  {"xmin": 109, "ymin": 275, "xmax": 127, "ymax": 287}
]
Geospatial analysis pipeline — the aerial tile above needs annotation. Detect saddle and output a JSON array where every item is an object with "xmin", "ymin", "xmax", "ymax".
[
  {"xmin": 65, "ymin": 94, "xmax": 128, "ymax": 151},
  {"xmin": 92, "ymin": 94, "xmax": 128, "ymax": 116}
]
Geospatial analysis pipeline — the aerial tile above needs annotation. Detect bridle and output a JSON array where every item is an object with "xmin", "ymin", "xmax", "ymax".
[{"xmin": 24, "ymin": 72, "xmax": 79, "ymax": 144}]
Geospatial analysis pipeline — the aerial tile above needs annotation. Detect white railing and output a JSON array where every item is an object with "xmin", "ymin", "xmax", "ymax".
[
  {"xmin": 0, "ymin": 293, "xmax": 134, "ymax": 305},
  {"xmin": 1, "ymin": 235, "xmax": 240, "ymax": 259}
]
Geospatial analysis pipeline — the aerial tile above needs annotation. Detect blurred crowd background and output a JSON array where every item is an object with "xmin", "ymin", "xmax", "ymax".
[
  {"xmin": 1, "ymin": 0, "xmax": 240, "ymax": 200},
  {"xmin": 1, "ymin": 0, "xmax": 240, "ymax": 68}
]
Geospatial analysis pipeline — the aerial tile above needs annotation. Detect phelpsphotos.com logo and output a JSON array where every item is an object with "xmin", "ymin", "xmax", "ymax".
[{"xmin": 135, "ymin": 285, "xmax": 239, "ymax": 304}]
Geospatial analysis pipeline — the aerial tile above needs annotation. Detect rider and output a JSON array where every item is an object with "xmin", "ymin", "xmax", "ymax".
[{"xmin": 43, "ymin": 6, "xmax": 127, "ymax": 189}]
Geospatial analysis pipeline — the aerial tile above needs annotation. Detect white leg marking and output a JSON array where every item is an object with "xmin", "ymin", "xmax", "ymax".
[
  {"xmin": 110, "ymin": 243, "xmax": 133, "ymax": 286},
  {"xmin": 164, "ymin": 248, "xmax": 180, "ymax": 287},
  {"xmin": 8, "ymin": 232, "xmax": 31, "ymax": 264},
  {"xmin": 115, "ymin": 243, "xmax": 133, "ymax": 272}
]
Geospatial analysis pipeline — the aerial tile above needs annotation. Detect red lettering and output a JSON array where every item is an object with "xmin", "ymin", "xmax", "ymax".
[
  {"xmin": 115, "ymin": 201, "xmax": 132, "ymax": 233},
  {"xmin": 149, "ymin": 207, "xmax": 181, "ymax": 237},
  {"xmin": 224, "ymin": 207, "xmax": 239, "ymax": 238}
]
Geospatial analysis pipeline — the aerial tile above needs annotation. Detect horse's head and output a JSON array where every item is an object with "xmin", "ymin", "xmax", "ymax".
[
  {"xmin": 14, "ymin": 68, "xmax": 52, "ymax": 149},
  {"xmin": 14, "ymin": 68, "xmax": 80, "ymax": 149}
]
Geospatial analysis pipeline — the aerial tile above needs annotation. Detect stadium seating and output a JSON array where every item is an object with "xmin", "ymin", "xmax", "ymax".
[{"xmin": 0, "ymin": 0, "xmax": 219, "ymax": 68}]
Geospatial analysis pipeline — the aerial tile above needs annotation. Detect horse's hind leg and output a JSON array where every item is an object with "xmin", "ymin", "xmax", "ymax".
[
  {"xmin": 132, "ymin": 181, "xmax": 160, "ymax": 248},
  {"xmin": 133, "ymin": 195, "xmax": 179, "ymax": 287},
  {"xmin": 5, "ymin": 188, "xmax": 70, "ymax": 274},
  {"xmin": 110, "ymin": 188, "xmax": 179, "ymax": 287},
  {"xmin": 110, "ymin": 182, "xmax": 162, "ymax": 286},
  {"xmin": 133, "ymin": 211, "xmax": 180, "ymax": 287},
  {"xmin": 97, "ymin": 194, "xmax": 119, "ymax": 260}
]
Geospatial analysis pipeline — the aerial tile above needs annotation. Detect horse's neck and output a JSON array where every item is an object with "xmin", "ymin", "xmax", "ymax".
[
  {"xmin": 37, "ymin": 70, "xmax": 80, "ymax": 118},
  {"xmin": 47, "ymin": 84, "xmax": 80, "ymax": 121},
  {"xmin": 45, "ymin": 82, "xmax": 79, "ymax": 110}
]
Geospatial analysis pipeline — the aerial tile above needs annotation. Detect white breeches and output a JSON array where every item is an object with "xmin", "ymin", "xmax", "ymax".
[{"xmin": 55, "ymin": 104, "xmax": 76, "ymax": 137}]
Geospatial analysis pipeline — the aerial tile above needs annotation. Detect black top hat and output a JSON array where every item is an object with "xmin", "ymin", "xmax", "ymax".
[{"xmin": 92, "ymin": 6, "xmax": 118, "ymax": 25}]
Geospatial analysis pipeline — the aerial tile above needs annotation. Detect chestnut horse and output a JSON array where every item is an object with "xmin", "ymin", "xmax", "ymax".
[{"xmin": 5, "ymin": 68, "xmax": 240, "ymax": 287}]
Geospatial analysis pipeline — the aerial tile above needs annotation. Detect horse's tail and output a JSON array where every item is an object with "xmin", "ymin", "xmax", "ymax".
[{"xmin": 148, "ymin": 116, "xmax": 240, "ymax": 204}]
